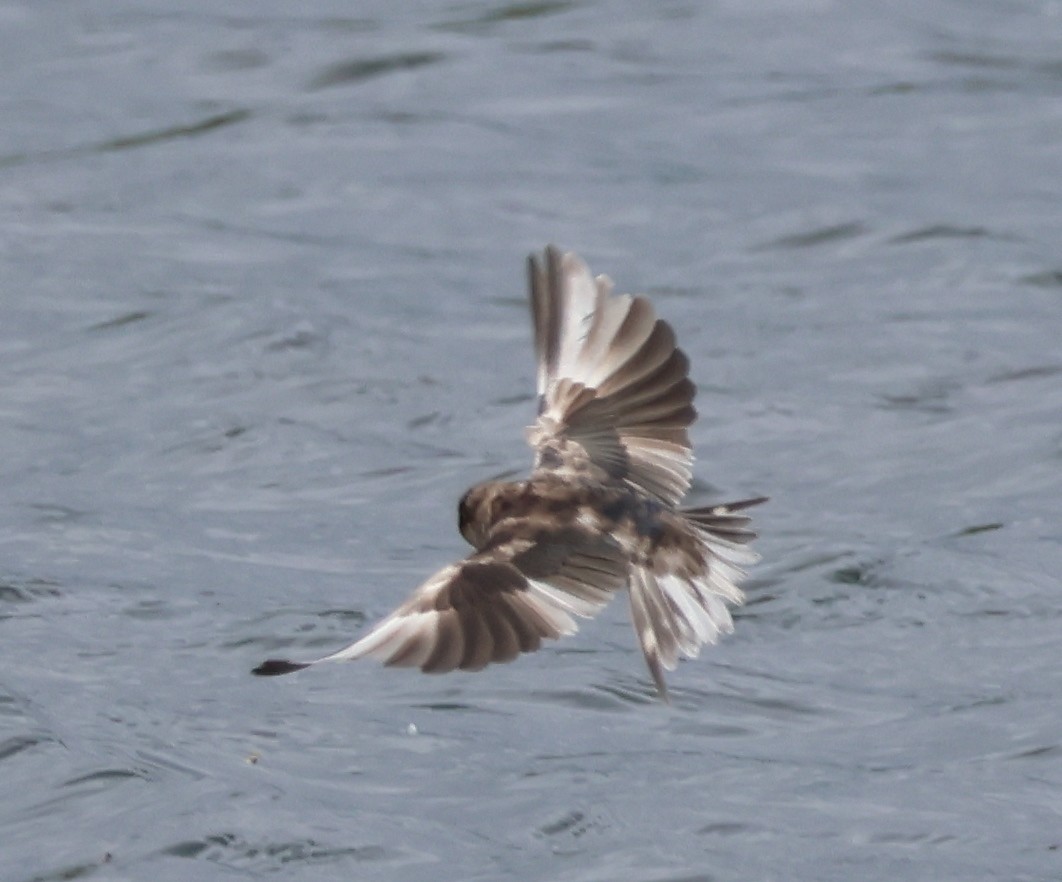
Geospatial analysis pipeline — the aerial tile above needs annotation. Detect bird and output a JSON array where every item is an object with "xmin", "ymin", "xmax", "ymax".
[{"xmin": 253, "ymin": 246, "xmax": 766, "ymax": 700}]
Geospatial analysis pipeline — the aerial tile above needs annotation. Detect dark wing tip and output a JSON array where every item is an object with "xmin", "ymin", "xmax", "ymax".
[
  {"xmin": 252, "ymin": 658, "xmax": 311, "ymax": 676},
  {"xmin": 726, "ymin": 496, "xmax": 769, "ymax": 512}
]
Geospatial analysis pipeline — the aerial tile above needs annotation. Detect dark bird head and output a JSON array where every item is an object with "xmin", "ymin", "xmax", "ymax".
[{"xmin": 458, "ymin": 480, "xmax": 509, "ymax": 549}]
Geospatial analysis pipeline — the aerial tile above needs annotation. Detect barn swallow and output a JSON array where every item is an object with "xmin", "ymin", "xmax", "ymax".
[{"xmin": 253, "ymin": 247, "xmax": 766, "ymax": 700}]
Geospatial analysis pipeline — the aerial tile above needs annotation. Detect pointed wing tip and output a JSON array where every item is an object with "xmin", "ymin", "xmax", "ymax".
[
  {"xmin": 646, "ymin": 655, "xmax": 671, "ymax": 703},
  {"xmin": 537, "ymin": 244, "xmax": 588, "ymax": 276},
  {"xmin": 530, "ymin": 244, "xmax": 562, "ymax": 271},
  {"xmin": 252, "ymin": 658, "xmax": 312, "ymax": 676}
]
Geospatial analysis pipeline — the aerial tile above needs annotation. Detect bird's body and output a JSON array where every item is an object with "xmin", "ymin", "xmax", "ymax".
[{"xmin": 254, "ymin": 247, "xmax": 765, "ymax": 699}]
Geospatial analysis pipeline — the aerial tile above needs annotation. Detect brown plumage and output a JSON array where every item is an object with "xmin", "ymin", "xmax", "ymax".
[{"xmin": 253, "ymin": 247, "xmax": 766, "ymax": 700}]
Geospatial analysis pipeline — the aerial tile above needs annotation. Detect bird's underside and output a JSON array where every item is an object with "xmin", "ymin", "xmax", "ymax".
[{"xmin": 254, "ymin": 246, "xmax": 766, "ymax": 700}]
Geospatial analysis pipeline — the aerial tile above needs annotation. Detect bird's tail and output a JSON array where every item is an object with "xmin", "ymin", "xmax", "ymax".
[
  {"xmin": 627, "ymin": 496, "xmax": 767, "ymax": 700},
  {"xmin": 681, "ymin": 496, "xmax": 768, "ymax": 545}
]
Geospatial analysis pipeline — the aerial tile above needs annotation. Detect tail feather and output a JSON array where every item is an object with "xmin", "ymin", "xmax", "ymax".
[
  {"xmin": 627, "ymin": 569, "xmax": 672, "ymax": 702},
  {"xmin": 682, "ymin": 496, "xmax": 767, "ymax": 560},
  {"xmin": 683, "ymin": 496, "xmax": 768, "ymax": 534},
  {"xmin": 627, "ymin": 497, "xmax": 767, "ymax": 698}
]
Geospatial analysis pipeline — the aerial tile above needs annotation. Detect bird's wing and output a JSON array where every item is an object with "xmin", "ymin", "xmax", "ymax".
[
  {"xmin": 252, "ymin": 522, "xmax": 628, "ymax": 677},
  {"xmin": 527, "ymin": 246, "xmax": 696, "ymax": 506},
  {"xmin": 626, "ymin": 497, "xmax": 767, "ymax": 701}
]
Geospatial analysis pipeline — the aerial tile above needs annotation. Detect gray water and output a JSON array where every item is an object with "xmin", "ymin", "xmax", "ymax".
[{"xmin": 2, "ymin": 1, "xmax": 1060, "ymax": 880}]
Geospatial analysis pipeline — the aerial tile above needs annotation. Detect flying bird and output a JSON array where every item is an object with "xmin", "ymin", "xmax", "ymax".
[{"xmin": 253, "ymin": 247, "xmax": 766, "ymax": 699}]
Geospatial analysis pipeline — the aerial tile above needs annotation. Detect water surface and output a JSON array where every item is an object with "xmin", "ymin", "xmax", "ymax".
[{"xmin": 2, "ymin": 1, "xmax": 1060, "ymax": 880}]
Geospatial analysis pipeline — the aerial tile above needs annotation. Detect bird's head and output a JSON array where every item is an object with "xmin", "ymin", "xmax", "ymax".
[{"xmin": 458, "ymin": 481, "xmax": 506, "ymax": 549}]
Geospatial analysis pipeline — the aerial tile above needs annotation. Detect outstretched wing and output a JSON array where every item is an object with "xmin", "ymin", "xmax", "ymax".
[
  {"xmin": 527, "ymin": 246, "xmax": 697, "ymax": 505},
  {"xmin": 252, "ymin": 523, "xmax": 628, "ymax": 677}
]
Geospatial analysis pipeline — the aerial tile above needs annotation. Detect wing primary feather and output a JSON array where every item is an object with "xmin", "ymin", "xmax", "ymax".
[
  {"xmin": 384, "ymin": 615, "xmax": 439, "ymax": 668},
  {"xmin": 526, "ymin": 249, "xmax": 697, "ymax": 504},
  {"xmin": 252, "ymin": 659, "xmax": 311, "ymax": 676},
  {"xmin": 627, "ymin": 569, "xmax": 671, "ymax": 702},
  {"xmin": 421, "ymin": 610, "xmax": 465, "ymax": 673},
  {"xmin": 529, "ymin": 251, "xmax": 552, "ymax": 395},
  {"xmin": 255, "ymin": 249, "xmax": 765, "ymax": 701},
  {"xmin": 480, "ymin": 601, "xmax": 522, "ymax": 663},
  {"xmin": 457, "ymin": 600, "xmax": 494, "ymax": 671}
]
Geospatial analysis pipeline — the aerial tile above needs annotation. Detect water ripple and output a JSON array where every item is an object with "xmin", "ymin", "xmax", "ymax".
[
  {"xmin": 159, "ymin": 833, "xmax": 400, "ymax": 869},
  {"xmin": 306, "ymin": 52, "xmax": 446, "ymax": 90}
]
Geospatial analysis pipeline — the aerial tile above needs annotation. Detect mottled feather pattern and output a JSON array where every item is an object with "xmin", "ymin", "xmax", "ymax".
[
  {"xmin": 254, "ymin": 247, "xmax": 766, "ymax": 700},
  {"xmin": 527, "ymin": 247, "xmax": 697, "ymax": 507}
]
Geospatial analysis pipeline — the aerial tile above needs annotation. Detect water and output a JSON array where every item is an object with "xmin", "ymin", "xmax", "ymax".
[{"xmin": 2, "ymin": 1, "xmax": 1060, "ymax": 879}]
